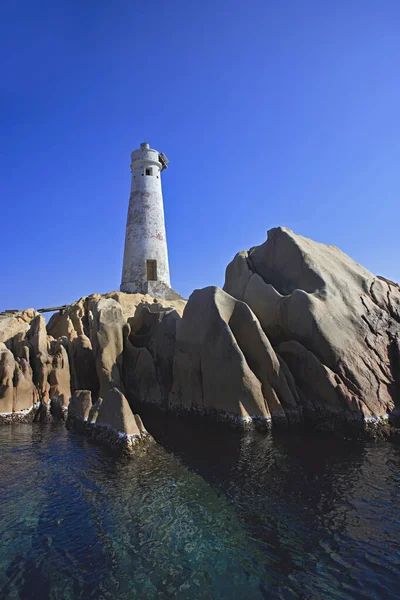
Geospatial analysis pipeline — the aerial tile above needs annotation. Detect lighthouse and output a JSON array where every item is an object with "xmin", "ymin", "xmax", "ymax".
[{"xmin": 121, "ymin": 142, "xmax": 177, "ymax": 299}]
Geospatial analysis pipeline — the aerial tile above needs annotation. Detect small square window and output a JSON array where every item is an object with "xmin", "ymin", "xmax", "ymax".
[{"xmin": 145, "ymin": 168, "xmax": 153, "ymax": 176}]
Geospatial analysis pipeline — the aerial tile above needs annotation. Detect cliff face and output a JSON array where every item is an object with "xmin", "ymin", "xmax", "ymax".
[{"xmin": 1, "ymin": 228, "xmax": 399, "ymax": 440}]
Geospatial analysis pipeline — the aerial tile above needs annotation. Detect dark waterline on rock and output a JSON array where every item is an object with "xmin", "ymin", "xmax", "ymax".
[{"xmin": 0, "ymin": 417, "xmax": 400, "ymax": 600}]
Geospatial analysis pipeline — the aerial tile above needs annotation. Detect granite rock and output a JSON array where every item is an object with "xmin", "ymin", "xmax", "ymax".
[
  {"xmin": 224, "ymin": 227, "xmax": 400, "ymax": 427},
  {"xmin": 169, "ymin": 286, "xmax": 298, "ymax": 426}
]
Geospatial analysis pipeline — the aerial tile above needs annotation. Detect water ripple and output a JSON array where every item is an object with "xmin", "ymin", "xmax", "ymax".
[{"xmin": 0, "ymin": 421, "xmax": 399, "ymax": 599}]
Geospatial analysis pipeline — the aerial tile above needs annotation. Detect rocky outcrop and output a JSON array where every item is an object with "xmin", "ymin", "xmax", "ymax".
[
  {"xmin": 46, "ymin": 292, "xmax": 185, "ymax": 340},
  {"xmin": 46, "ymin": 312, "xmax": 76, "ymax": 340},
  {"xmin": 0, "ymin": 340, "xmax": 38, "ymax": 422},
  {"xmin": 0, "ymin": 291, "xmax": 180, "ymax": 440},
  {"xmin": 67, "ymin": 387, "xmax": 152, "ymax": 455},
  {"xmin": 22, "ymin": 317, "xmax": 72, "ymax": 421},
  {"xmin": 0, "ymin": 312, "xmax": 73, "ymax": 420},
  {"xmin": 2, "ymin": 229, "xmax": 400, "ymax": 440},
  {"xmin": 223, "ymin": 227, "xmax": 400, "ymax": 433},
  {"xmin": 169, "ymin": 286, "xmax": 299, "ymax": 426},
  {"xmin": 0, "ymin": 309, "xmax": 38, "ymax": 347},
  {"xmin": 96, "ymin": 387, "xmax": 143, "ymax": 434}
]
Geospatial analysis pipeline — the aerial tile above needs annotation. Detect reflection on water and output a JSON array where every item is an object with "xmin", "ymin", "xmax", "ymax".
[{"xmin": 0, "ymin": 416, "xmax": 399, "ymax": 599}]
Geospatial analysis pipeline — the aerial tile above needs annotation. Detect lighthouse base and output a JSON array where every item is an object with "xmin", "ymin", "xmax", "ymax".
[{"xmin": 120, "ymin": 280, "xmax": 184, "ymax": 301}]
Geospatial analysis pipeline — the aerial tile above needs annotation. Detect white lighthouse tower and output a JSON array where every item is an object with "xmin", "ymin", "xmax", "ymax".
[{"xmin": 121, "ymin": 142, "xmax": 178, "ymax": 299}]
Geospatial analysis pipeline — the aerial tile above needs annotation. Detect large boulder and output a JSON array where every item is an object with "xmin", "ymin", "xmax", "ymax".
[
  {"xmin": 96, "ymin": 387, "xmax": 144, "ymax": 436},
  {"xmin": 169, "ymin": 286, "xmax": 298, "ymax": 425},
  {"xmin": 46, "ymin": 312, "xmax": 76, "ymax": 341},
  {"xmin": 224, "ymin": 227, "xmax": 400, "ymax": 426},
  {"xmin": 67, "ymin": 387, "xmax": 151, "ymax": 456},
  {"xmin": 0, "ymin": 309, "xmax": 38, "ymax": 346}
]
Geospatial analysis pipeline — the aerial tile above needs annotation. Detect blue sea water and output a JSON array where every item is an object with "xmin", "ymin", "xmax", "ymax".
[{"xmin": 0, "ymin": 415, "xmax": 399, "ymax": 600}]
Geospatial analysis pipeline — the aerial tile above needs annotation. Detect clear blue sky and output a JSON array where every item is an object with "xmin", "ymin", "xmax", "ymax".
[{"xmin": 1, "ymin": 0, "xmax": 400, "ymax": 310}]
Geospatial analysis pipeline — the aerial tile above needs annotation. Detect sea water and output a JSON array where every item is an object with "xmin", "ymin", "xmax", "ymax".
[{"xmin": 0, "ymin": 414, "xmax": 399, "ymax": 599}]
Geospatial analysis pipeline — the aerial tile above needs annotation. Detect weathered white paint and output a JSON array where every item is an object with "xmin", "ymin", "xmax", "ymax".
[{"xmin": 121, "ymin": 142, "xmax": 172, "ymax": 297}]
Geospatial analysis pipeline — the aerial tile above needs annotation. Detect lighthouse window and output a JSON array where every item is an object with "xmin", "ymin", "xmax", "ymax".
[
  {"xmin": 146, "ymin": 260, "xmax": 157, "ymax": 281},
  {"xmin": 145, "ymin": 168, "xmax": 153, "ymax": 176}
]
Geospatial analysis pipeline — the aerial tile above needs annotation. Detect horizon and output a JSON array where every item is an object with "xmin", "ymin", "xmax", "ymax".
[{"xmin": 1, "ymin": 0, "xmax": 400, "ymax": 311}]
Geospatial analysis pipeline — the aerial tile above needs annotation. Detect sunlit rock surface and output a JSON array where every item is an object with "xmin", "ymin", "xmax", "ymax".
[
  {"xmin": 169, "ymin": 286, "xmax": 299, "ymax": 427},
  {"xmin": 224, "ymin": 227, "xmax": 400, "ymax": 433},
  {"xmin": 2, "ymin": 229, "xmax": 400, "ymax": 440}
]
